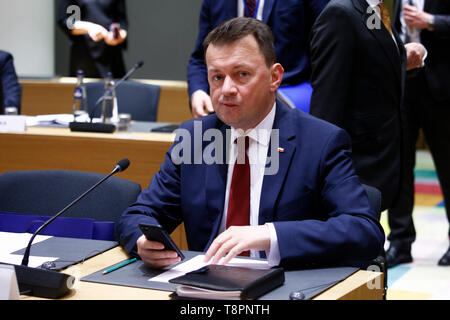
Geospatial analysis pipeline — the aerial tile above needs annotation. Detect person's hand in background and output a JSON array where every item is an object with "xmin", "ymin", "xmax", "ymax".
[{"xmin": 190, "ymin": 90, "xmax": 214, "ymax": 118}]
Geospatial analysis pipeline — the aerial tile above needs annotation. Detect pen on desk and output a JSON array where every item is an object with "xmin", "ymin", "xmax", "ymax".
[{"xmin": 102, "ymin": 257, "xmax": 137, "ymax": 275}]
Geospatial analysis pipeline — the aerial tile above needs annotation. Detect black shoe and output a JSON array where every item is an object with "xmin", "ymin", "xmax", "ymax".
[
  {"xmin": 438, "ymin": 247, "xmax": 450, "ymax": 266},
  {"xmin": 386, "ymin": 243, "xmax": 412, "ymax": 268}
]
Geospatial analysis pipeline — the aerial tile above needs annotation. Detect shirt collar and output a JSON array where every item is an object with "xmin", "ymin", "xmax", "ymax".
[
  {"xmin": 366, "ymin": 0, "xmax": 382, "ymax": 7},
  {"xmin": 230, "ymin": 102, "xmax": 276, "ymax": 147}
]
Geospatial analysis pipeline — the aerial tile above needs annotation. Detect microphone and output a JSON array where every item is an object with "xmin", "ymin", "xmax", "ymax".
[
  {"xmin": 69, "ymin": 61, "xmax": 144, "ymax": 133},
  {"xmin": 92, "ymin": 61, "xmax": 144, "ymax": 109},
  {"xmin": 16, "ymin": 159, "xmax": 130, "ymax": 298},
  {"xmin": 113, "ymin": 158, "xmax": 130, "ymax": 173}
]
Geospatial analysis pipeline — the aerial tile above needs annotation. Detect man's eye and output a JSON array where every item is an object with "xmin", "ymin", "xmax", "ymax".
[
  {"xmin": 240, "ymin": 72, "xmax": 249, "ymax": 77},
  {"xmin": 213, "ymin": 75, "xmax": 223, "ymax": 81}
]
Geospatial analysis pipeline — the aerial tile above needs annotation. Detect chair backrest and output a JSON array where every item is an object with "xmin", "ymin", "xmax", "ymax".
[
  {"xmin": 362, "ymin": 184, "xmax": 382, "ymax": 220},
  {"xmin": 361, "ymin": 183, "xmax": 387, "ymax": 300},
  {"xmin": 86, "ymin": 80, "xmax": 160, "ymax": 121},
  {"xmin": 0, "ymin": 170, "xmax": 141, "ymax": 239}
]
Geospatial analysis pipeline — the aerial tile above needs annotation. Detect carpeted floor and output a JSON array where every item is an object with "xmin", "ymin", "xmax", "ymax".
[{"xmin": 381, "ymin": 150, "xmax": 450, "ymax": 300}]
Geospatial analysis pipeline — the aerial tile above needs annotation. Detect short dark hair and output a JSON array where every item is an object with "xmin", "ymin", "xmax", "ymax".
[{"xmin": 203, "ymin": 17, "xmax": 276, "ymax": 67}]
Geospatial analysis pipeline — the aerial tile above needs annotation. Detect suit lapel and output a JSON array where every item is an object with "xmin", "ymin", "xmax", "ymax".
[
  {"xmin": 225, "ymin": 0, "xmax": 238, "ymax": 19},
  {"xmin": 262, "ymin": 0, "xmax": 275, "ymax": 23},
  {"xmin": 259, "ymin": 101, "xmax": 296, "ymax": 225},
  {"xmin": 204, "ymin": 121, "xmax": 229, "ymax": 247},
  {"xmin": 354, "ymin": 0, "xmax": 402, "ymax": 83}
]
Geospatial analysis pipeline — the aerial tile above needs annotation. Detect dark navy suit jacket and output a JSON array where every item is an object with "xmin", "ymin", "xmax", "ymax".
[
  {"xmin": 118, "ymin": 101, "xmax": 384, "ymax": 268},
  {"xmin": 187, "ymin": 0, "xmax": 329, "ymax": 98},
  {"xmin": 0, "ymin": 51, "xmax": 21, "ymax": 114},
  {"xmin": 310, "ymin": 0, "xmax": 407, "ymax": 211},
  {"xmin": 393, "ymin": 0, "xmax": 450, "ymax": 102}
]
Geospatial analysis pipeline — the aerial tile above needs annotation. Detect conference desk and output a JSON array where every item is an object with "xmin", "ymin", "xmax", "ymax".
[
  {"xmin": 20, "ymin": 77, "xmax": 192, "ymax": 124},
  {"xmin": 21, "ymin": 245, "xmax": 383, "ymax": 300},
  {"xmin": 0, "ymin": 125, "xmax": 174, "ymax": 189}
]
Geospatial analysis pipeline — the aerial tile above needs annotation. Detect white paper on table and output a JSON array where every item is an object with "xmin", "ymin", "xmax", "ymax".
[
  {"xmin": 0, "ymin": 254, "xmax": 58, "ymax": 268},
  {"xmin": 0, "ymin": 232, "xmax": 58, "ymax": 268},
  {"xmin": 25, "ymin": 113, "xmax": 100, "ymax": 127},
  {"xmin": 0, "ymin": 232, "xmax": 52, "ymax": 254},
  {"xmin": 149, "ymin": 254, "xmax": 270, "ymax": 283}
]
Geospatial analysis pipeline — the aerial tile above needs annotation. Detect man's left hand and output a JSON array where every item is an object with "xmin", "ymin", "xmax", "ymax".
[
  {"xmin": 403, "ymin": 5, "xmax": 432, "ymax": 29},
  {"xmin": 405, "ymin": 42, "xmax": 427, "ymax": 70},
  {"xmin": 104, "ymin": 29, "xmax": 127, "ymax": 46}
]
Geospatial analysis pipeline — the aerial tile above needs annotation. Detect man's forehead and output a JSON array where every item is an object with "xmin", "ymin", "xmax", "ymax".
[
  {"xmin": 206, "ymin": 35, "xmax": 259, "ymax": 55},
  {"xmin": 205, "ymin": 37, "xmax": 264, "ymax": 68}
]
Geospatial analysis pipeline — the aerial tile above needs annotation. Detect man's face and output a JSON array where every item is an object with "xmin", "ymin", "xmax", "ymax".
[{"xmin": 205, "ymin": 35, "xmax": 283, "ymax": 131}]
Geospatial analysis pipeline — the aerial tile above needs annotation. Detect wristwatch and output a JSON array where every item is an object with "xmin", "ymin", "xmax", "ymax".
[{"xmin": 427, "ymin": 15, "xmax": 435, "ymax": 31}]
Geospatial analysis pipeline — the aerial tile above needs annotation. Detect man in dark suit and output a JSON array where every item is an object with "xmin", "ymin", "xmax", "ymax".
[
  {"xmin": 188, "ymin": 0, "xmax": 329, "ymax": 118},
  {"xmin": 0, "ymin": 50, "xmax": 21, "ymax": 114},
  {"xmin": 387, "ymin": 0, "xmax": 450, "ymax": 267},
  {"xmin": 309, "ymin": 0, "xmax": 425, "ymax": 212},
  {"xmin": 118, "ymin": 17, "xmax": 384, "ymax": 269}
]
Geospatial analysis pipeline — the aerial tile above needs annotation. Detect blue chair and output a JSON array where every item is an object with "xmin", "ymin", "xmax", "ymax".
[
  {"xmin": 86, "ymin": 80, "xmax": 160, "ymax": 121},
  {"xmin": 0, "ymin": 170, "xmax": 141, "ymax": 240},
  {"xmin": 277, "ymin": 82, "xmax": 313, "ymax": 113}
]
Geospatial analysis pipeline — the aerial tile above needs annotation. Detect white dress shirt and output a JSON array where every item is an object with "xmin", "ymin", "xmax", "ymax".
[{"xmin": 219, "ymin": 102, "xmax": 280, "ymax": 266}]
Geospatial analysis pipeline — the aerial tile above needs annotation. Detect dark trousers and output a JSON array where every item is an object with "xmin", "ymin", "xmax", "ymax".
[{"xmin": 388, "ymin": 69, "xmax": 450, "ymax": 246}]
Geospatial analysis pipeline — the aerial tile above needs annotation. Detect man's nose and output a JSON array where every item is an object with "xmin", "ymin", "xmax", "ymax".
[{"xmin": 222, "ymin": 76, "xmax": 238, "ymax": 95}]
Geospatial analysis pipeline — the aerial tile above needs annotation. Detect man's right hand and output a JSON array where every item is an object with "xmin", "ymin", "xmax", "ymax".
[
  {"xmin": 190, "ymin": 90, "xmax": 214, "ymax": 118},
  {"xmin": 136, "ymin": 234, "xmax": 181, "ymax": 269}
]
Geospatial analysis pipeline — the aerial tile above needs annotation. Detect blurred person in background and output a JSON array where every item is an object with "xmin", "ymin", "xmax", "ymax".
[{"xmin": 57, "ymin": 0, "xmax": 128, "ymax": 78}]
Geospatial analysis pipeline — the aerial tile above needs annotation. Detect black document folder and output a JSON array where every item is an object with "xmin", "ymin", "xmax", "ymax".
[{"xmin": 169, "ymin": 264, "xmax": 285, "ymax": 300}]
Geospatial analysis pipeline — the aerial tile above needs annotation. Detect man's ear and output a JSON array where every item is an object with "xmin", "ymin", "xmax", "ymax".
[{"xmin": 270, "ymin": 63, "xmax": 284, "ymax": 92}]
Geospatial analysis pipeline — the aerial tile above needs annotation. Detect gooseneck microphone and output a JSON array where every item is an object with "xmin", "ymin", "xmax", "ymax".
[
  {"xmin": 16, "ymin": 159, "xmax": 130, "ymax": 298},
  {"xmin": 69, "ymin": 61, "xmax": 144, "ymax": 133},
  {"xmin": 92, "ymin": 60, "xmax": 145, "ymax": 111}
]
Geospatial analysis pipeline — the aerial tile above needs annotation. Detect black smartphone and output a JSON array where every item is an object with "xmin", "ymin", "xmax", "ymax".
[
  {"xmin": 150, "ymin": 124, "xmax": 179, "ymax": 133},
  {"xmin": 139, "ymin": 223, "xmax": 185, "ymax": 261},
  {"xmin": 110, "ymin": 23, "xmax": 120, "ymax": 39}
]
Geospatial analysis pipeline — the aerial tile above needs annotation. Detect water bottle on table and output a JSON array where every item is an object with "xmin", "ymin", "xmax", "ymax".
[
  {"xmin": 72, "ymin": 70, "xmax": 88, "ymax": 122},
  {"xmin": 101, "ymin": 72, "xmax": 118, "ymax": 123}
]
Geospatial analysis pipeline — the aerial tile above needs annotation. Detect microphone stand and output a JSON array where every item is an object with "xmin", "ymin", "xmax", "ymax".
[
  {"xmin": 14, "ymin": 159, "xmax": 129, "ymax": 299},
  {"xmin": 21, "ymin": 168, "xmax": 120, "ymax": 267},
  {"xmin": 69, "ymin": 61, "xmax": 144, "ymax": 133}
]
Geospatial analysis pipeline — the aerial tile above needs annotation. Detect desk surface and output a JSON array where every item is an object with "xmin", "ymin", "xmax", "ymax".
[{"xmin": 21, "ymin": 246, "xmax": 383, "ymax": 300}]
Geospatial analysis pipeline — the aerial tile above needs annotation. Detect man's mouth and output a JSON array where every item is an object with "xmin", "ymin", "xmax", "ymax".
[{"xmin": 220, "ymin": 101, "xmax": 239, "ymax": 108}]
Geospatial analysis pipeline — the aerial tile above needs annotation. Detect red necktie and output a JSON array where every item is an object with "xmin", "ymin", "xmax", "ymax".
[
  {"xmin": 226, "ymin": 136, "xmax": 250, "ymax": 255},
  {"xmin": 245, "ymin": 0, "xmax": 256, "ymax": 18}
]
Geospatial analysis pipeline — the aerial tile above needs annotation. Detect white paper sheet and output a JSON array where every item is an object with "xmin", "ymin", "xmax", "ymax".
[
  {"xmin": 0, "ymin": 231, "xmax": 52, "ymax": 253},
  {"xmin": 149, "ymin": 254, "xmax": 270, "ymax": 283},
  {"xmin": 0, "ymin": 254, "xmax": 58, "ymax": 268},
  {"xmin": 0, "ymin": 232, "xmax": 58, "ymax": 268}
]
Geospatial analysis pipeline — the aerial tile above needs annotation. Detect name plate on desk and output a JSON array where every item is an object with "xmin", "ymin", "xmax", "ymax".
[
  {"xmin": 0, "ymin": 115, "xmax": 26, "ymax": 133},
  {"xmin": 0, "ymin": 264, "xmax": 20, "ymax": 300}
]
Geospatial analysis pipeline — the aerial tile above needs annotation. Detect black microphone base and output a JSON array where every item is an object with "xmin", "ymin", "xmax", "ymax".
[
  {"xmin": 69, "ymin": 121, "xmax": 116, "ymax": 133},
  {"xmin": 13, "ymin": 264, "xmax": 74, "ymax": 299}
]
